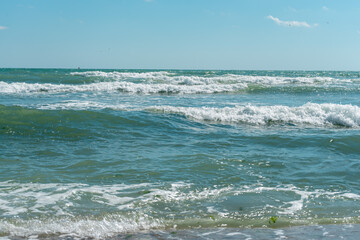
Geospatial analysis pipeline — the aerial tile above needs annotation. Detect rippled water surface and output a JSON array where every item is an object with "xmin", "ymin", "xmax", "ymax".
[{"xmin": 0, "ymin": 69, "xmax": 360, "ymax": 238}]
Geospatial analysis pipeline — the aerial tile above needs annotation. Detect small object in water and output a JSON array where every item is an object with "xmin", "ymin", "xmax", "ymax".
[{"xmin": 269, "ymin": 216, "xmax": 278, "ymax": 224}]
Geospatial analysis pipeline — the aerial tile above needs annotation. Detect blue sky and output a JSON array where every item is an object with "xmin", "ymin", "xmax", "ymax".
[{"xmin": 1, "ymin": 0, "xmax": 360, "ymax": 70}]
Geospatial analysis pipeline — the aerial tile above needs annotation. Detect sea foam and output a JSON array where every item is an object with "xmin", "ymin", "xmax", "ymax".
[
  {"xmin": 0, "ymin": 81, "xmax": 247, "ymax": 95},
  {"xmin": 1, "ymin": 181, "xmax": 359, "ymax": 238},
  {"xmin": 70, "ymin": 71, "xmax": 341, "ymax": 85},
  {"xmin": 35, "ymin": 101, "xmax": 360, "ymax": 128},
  {"xmin": 0, "ymin": 70, "xmax": 356, "ymax": 95},
  {"xmin": 0, "ymin": 216, "xmax": 161, "ymax": 239},
  {"xmin": 147, "ymin": 103, "xmax": 360, "ymax": 128}
]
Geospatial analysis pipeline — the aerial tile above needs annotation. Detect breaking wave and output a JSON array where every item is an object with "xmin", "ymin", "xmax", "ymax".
[
  {"xmin": 70, "ymin": 71, "xmax": 343, "ymax": 85},
  {"xmin": 0, "ymin": 181, "xmax": 359, "ymax": 238},
  {"xmin": 0, "ymin": 70, "xmax": 359, "ymax": 95},
  {"xmin": 147, "ymin": 103, "xmax": 360, "ymax": 128},
  {"xmin": 0, "ymin": 81, "xmax": 247, "ymax": 95},
  {"xmin": 33, "ymin": 101, "xmax": 360, "ymax": 128}
]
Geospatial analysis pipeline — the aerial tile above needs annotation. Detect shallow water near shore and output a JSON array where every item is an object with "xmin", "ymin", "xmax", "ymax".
[
  {"xmin": 1, "ymin": 69, "xmax": 360, "ymax": 238},
  {"xmin": 106, "ymin": 224, "xmax": 360, "ymax": 240},
  {"xmin": 2, "ymin": 225, "xmax": 360, "ymax": 239}
]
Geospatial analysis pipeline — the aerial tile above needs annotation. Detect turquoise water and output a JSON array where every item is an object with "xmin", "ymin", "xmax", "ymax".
[{"xmin": 1, "ymin": 69, "xmax": 360, "ymax": 238}]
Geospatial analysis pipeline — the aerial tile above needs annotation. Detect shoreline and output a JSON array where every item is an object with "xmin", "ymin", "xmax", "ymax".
[{"xmin": 2, "ymin": 224, "xmax": 360, "ymax": 239}]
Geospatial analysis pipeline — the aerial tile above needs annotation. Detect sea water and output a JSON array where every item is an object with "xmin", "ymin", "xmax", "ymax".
[{"xmin": 0, "ymin": 69, "xmax": 360, "ymax": 239}]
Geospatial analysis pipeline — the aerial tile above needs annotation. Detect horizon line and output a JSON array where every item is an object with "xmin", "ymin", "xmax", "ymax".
[{"xmin": 0, "ymin": 67, "xmax": 359, "ymax": 72}]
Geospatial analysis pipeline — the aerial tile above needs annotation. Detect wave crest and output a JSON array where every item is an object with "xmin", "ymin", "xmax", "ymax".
[
  {"xmin": 147, "ymin": 103, "xmax": 360, "ymax": 128},
  {"xmin": 71, "ymin": 71, "xmax": 341, "ymax": 85},
  {"xmin": 0, "ymin": 81, "xmax": 247, "ymax": 94}
]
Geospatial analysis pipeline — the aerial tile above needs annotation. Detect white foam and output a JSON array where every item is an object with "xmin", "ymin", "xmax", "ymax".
[
  {"xmin": 1, "ymin": 181, "xmax": 359, "ymax": 237},
  {"xmin": 0, "ymin": 81, "xmax": 247, "ymax": 95},
  {"xmin": 341, "ymin": 193, "xmax": 360, "ymax": 200},
  {"xmin": 70, "ymin": 71, "xmax": 343, "ymax": 86},
  {"xmin": 1, "ymin": 71, "xmax": 357, "ymax": 95},
  {"xmin": 0, "ymin": 181, "xmax": 229, "ymax": 218},
  {"xmin": 32, "ymin": 102, "xmax": 360, "ymax": 129},
  {"xmin": 226, "ymin": 231, "xmax": 252, "ymax": 239},
  {"xmin": 70, "ymin": 71, "xmax": 173, "ymax": 80},
  {"xmin": 147, "ymin": 103, "xmax": 360, "ymax": 128},
  {"xmin": 0, "ymin": 215, "xmax": 161, "ymax": 239},
  {"xmin": 274, "ymin": 229, "xmax": 287, "ymax": 239},
  {"xmin": 233, "ymin": 185, "xmax": 360, "ymax": 215},
  {"xmin": 232, "ymin": 185, "xmax": 313, "ymax": 215},
  {"xmin": 0, "ymin": 182, "xmax": 150, "ymax": 216},
  {"xmin": 37, "ymin": 100, "xmax": 128, "ymax": 111},
  {"xmin": 201, "ymin": 229, "xmax": 225, "ymax": 236},
  {"xmin": 144, "ymin": 185, "xmax": 233, "ymax": 203}
]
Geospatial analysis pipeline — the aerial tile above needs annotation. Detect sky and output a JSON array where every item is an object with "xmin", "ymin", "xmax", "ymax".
[{"xmin": 0, "ymin": 0, "xmax": 360, "ymax": 70}]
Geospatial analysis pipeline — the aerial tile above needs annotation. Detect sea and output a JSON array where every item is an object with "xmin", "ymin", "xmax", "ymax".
[{"xmin": 0, "ymin": 69, "xmax": 360, "ymax": 239}]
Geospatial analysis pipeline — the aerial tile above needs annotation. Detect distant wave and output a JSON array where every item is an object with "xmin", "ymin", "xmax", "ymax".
[
  {"xmin": 71, "ymin": 70, "xmax": 344, "ymax": 85},
  {"xmin": 71, "ymin": 70, "xmax": 173, "ymax": 80},
  {"xmin": 1, "ymin": 70, "xmax": 359, "ymax": 95},
  {"xmin": 0, "ymin": 81, "xmax": 248, "ymax": 94},
  {"xmin": 147, "ymin": 103, "xmax": 360, "ymax": 128}
]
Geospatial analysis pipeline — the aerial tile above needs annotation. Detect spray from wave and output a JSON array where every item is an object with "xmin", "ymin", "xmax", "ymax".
[{"xmin": 147, "ymin": 103, "xmax": 360, "ymax": 128}]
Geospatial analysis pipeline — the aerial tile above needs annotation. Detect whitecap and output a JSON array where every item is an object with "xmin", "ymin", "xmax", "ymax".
[
  {"xmin": 147, "ymin": 103, "xmax": 360, "ymax": 128},
  {"xmin": 0, "ymin": 81, "xmax": 248, "ymax": 95},
  {"xmin": 69, "ymin": 71, "xmax": 342, "ymax": 86}
]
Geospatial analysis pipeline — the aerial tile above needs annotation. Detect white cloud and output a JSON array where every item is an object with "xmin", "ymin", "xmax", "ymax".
[
  {"xmin": 322, "ymin": 6, "xmax": 329, "ymax": 11},
  {"xmin": 267, "ymin": 15, "xmax": 318, "ymax": 28},
  {"xmin": 0, "ymin": 26, "xmax": 7, "ymax": 30}
]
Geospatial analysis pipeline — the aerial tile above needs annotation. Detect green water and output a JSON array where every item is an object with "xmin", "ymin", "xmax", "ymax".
[{"xmin": 0, "ymin": 69, "xmax": 360, "ymax": 238}]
